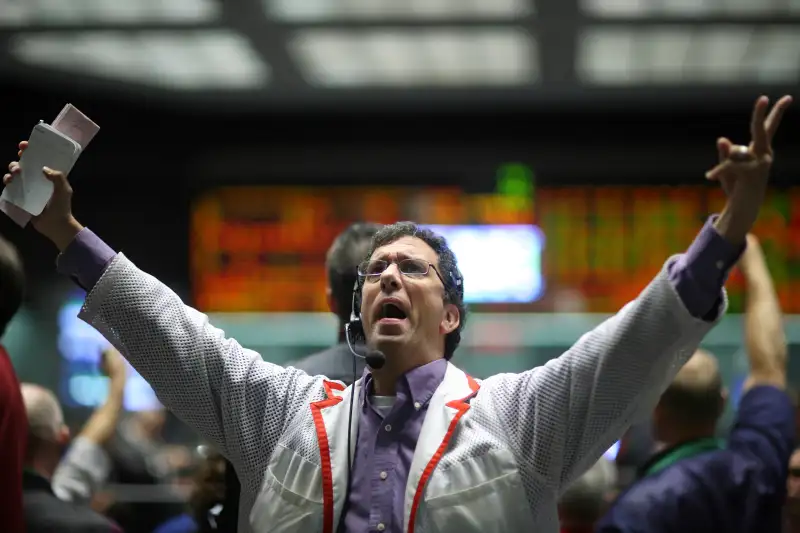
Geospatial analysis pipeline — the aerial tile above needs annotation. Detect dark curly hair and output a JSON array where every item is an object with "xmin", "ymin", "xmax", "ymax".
[{"xmin": 360, "ymin": 221, "xmax": 466, "ymax": 360}]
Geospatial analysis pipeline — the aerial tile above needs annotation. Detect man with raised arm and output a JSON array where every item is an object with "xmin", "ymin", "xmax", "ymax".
[
  {"xmin": 2, "ymin": 96, "xmax": 791, "ymax": 533},
  {"xmin": 596, "ymin": 234, "xmax": 793, "ymax": 533}
]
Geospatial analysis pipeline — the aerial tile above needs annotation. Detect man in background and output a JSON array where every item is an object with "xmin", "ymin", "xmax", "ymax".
[
  {"xmin": 51, "ymin": 347, "xmax": 128, "ymax": 505},
  {"xmin": 597, "ymin": 234, "xmax": 794, "ymax": 533},
  {"xmin": 216, "ymin": 222, "xmax": 381, "ymax": 533},
  {"xmin": 22, "ymin": 373, "xmax": 124, "ymax": 533},
  {"xmin": 557, "ymin": 457, "xmax": 616, "ymax": 533},
  {"xmin": 0, "ymin": 235, "xmax": 28, "ymax": 533},
  {"xmin": 290, "ymin": 221, "xmax": 382, "ymax": 381}
]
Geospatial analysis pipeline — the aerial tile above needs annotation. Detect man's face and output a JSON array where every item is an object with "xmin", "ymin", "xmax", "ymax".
[{"xmin": 360, "ymin": 236, "xmax": 457, "ymax": 356}]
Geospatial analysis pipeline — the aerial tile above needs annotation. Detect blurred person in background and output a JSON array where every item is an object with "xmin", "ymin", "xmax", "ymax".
[
  {"xmin": 105, "ymin": 407, "xmax": 193, "ymax": 533},
  {"xmin": 153, "ymin": 447, "xmax": 228, "ymax": 533},
  {"xmin": 290, "ymin": 221, "xmax": 382, "ymax": 381},
  {"xmin": 21, "ymin": 372, "xmax": 125, "ymax": 533},
  {"xmin": 109, "ymin": 408, "xmax": 191, "ymax": 485},
  {"xmin": 50, "ymin": 347, "xmax": 128, "ymax": 505},
  {"xmin": 597, "ymin": 234, "xmax": 794, "ymax": 533},
  {"xmin": 0, "ymin": 235, "xmax": 28, "ymax": 533},
  {"xmin": 2, "ymin": 95, "xmax": 789, "ymax": 533},
  {"xmin": 557, "ymin": 457, "xmax": 616, "ymax": 533}
]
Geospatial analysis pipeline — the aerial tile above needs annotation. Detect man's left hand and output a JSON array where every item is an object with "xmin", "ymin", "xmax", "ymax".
[{"xmin": 708, "ymin": 95, "xmax": 792, "ymax": 245}]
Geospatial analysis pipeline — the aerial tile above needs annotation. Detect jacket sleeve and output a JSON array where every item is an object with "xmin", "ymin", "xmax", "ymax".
[
  {"xmin": 482, "ymin": 258, "xmax": 726, "ymax": 494},
  {"xmin": 79, "ymin": 253, "xmax": 326, "ymax": 496}
]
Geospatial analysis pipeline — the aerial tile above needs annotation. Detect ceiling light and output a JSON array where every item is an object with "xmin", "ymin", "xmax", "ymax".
[
  {"xmin": 10, "ymin": 30, "xmax": 270, "ymax": 89},
  {"xmin": 289, "ymin": 28, "xmax": 538, "ymax": 87},
  {"xmin": 265, "ymin": 0, "xmax": 533, "ymax": 22}
]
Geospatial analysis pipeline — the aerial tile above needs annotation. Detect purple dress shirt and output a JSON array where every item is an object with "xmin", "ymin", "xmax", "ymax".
[{"xmin": 56, "ymin": 216, "xmax": 744, "ymax": 533}]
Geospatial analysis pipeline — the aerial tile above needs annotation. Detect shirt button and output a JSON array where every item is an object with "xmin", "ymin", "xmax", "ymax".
[
  {"xmin": 715, "ymin": 260, "xmax": 724, "ymax": 269},
  {"xmin": 384, "ymin": 424, "xmax": 392, "ymax": 432},
  {"xmin": 413, "ymin": 402, "xmax": 421, "ymax": 410},
  {"xmin": 377, "ymin": 523, "xmax": 386, "ymax": 531},
  {"xmin": 380, "ymin": 471, "xmax": 388, "ymax": 480}
]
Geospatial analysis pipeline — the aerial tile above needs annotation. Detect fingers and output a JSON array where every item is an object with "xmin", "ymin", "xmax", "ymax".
[
  {"xmin": 2, "ymin": 174, "xmax": 11, "ymax": 185},
  {"xmin": 717, "ymin": 137, "xmax": 732, "ymax": 162},
  {"xmin": 706, "ymin": 159, "xmax": 732, "ymax": 181},
  {"xmin": 750, "ymin": 95, "xmax": 770, "ymax": 156},
  {"xmin": 765, "ymin": 95, "xmax": 793, "ymax": 144},
  {"xmin": 42, "ymin": 167, "xmax": 69, "ymax": 191},
  {"xmin": 728, "ymin": 144, "xmax": 754, "ymax": 163}
]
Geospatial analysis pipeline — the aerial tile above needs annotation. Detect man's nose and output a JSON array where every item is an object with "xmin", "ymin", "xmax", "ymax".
[{"xmin": 380, "ymin": 263, "xmax": 402, "ymax": 292}]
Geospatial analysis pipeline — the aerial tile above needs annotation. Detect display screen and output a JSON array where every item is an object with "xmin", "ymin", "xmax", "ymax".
[
  {"xmin": 58, "ymin": 291, "xmax": 161, "ymax": 411},
  {"xmin": 604, "ymin": 440, "xmax": 621, "ymax": 461},
  {"xmin": 423, "ymin": 224, "xmax": 544, "ymax": 303},
  {"xmin": 191, "ymin": 186, "xmax": 800, "ymax": 313}
]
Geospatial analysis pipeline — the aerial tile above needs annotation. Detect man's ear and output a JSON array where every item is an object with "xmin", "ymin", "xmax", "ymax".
[{"xmin": 439, "ymin": 303, "xmax": 460, "ymax": 335}]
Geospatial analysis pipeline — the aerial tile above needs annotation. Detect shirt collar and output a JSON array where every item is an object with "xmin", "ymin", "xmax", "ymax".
[{"xmin": 361, "ymin": 358, "xmax": 448, "ymax": 409}]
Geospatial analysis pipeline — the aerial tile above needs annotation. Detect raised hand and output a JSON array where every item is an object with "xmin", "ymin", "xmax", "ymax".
[
  {"xmin": 707, "ymin": 95, "xmax": 792, "ymax": 244},
  {"xmin": 3, "ymin": 140, "xmax": 83, "ymax": 250},
  {"xmin": 100, "ymin": 347, "xmax": 127, "ymax": 380}
]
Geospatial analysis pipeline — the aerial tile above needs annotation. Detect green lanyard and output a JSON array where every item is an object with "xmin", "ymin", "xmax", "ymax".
[{"xmin": 644, "ymin": 438, "xmax": 724, "ymax": 477}]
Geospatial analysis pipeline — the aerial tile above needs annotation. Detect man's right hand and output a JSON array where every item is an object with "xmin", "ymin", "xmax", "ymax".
[{"xmin": 3, "ymin": 140, "xmax": 84, "ymax": 251}]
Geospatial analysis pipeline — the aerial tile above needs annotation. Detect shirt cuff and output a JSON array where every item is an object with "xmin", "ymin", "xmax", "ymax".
[
  {"xmin": 55, "ymin": 228, "xmax": 117, "ymax": 292},
  {"xmin": 668, "ymin": 215, "xmax": 746, "ymax": 320}
]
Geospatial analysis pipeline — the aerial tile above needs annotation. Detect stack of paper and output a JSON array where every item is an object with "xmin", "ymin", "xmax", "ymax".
[{"xmin": 0, "ymin": 104, "xmax": 99, "ymax": 227}]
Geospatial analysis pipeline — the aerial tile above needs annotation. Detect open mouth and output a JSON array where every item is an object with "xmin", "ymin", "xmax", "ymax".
[{"xmin": 378, "ymin": 302, "xmax": 408, "ymax": 322}]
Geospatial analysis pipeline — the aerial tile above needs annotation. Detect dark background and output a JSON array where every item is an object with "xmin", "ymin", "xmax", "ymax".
[{"xmin": 2, "ymin": 75, "xmax": 798, "ymax": 297}]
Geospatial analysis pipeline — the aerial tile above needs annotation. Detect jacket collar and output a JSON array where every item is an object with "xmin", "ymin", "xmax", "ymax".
[
  {"xmin": 23, "ymin": 468, "xmax": 53, "ymax": 493},
  {"xmin": 638, "ymin": 437, "xmax": 724, "ymax": 478}
]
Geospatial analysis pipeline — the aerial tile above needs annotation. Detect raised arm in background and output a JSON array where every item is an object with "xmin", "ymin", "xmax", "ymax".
[
  {"xmin": 726, "ymin": 234, "xmax": 794, "ymax": 502},
  {"xmin": 740, "ymin": 234, "xmax": 788, "ymax": 392},
  {"xmin": 52, "ymin": 347, "xmax": 127, "ymax": 504}
]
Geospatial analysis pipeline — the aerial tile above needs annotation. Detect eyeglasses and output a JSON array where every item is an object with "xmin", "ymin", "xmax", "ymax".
[{"xmin": 358, "ymin": 258, "xmax": 446, "ymax": 286}]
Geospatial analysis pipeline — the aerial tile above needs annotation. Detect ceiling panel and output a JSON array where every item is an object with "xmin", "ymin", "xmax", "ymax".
[
  {"xmin": 577, "ymin": 26, "xmax": 800, "ymax": 84},
  {"xmin": 9, "ymin": 30, "xmax": 270, "ymax": 89},
  {"xmin": 0, "ymin": 0, "xmax": 220, "ymax": 26},
  {"xmin": 289, "ymin": 28, "xmax": 538, "ymax": 86},
  {"xmin": 581, "ymin": 0, "xmax": 800, "ymax": 18},
  {"xmin": 264, "ymin": 0, "xmax": 533, "ymax": 22}
]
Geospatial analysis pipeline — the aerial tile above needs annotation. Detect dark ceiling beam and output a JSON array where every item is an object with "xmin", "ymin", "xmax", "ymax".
[
  {"xmin": 535, "ymin": 0, "xmax": 579, "ymax": 86},
  {"xmin": 223, "ymin": 0, "xmax": 307, "ymax": 88}
]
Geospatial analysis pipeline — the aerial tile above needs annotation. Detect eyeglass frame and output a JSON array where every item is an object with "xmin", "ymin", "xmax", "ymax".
[{"xmin": 357, "ymin": 258, "xmax": 448, "ymax": 288}]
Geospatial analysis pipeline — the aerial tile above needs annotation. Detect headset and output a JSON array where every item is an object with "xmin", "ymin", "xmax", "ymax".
[
  {"xmin": 340, "ymin": 263, "xmax": 463, "ymax": 527},
  {"xmin": 342, "ymin": 279, "xmax": 383, "ymax": 525}
]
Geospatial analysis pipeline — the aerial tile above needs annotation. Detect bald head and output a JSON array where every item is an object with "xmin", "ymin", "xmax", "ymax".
[
  {"xmin": 21, "ymin": 383, "xmax": 65, "ymax": 442},
  {"xmin": 558, "ymin": 457, "xmax": 617, "ymax": 526},
  {"xmin": 658, "ymin": 349, "xmax": 724, "ymax": 427}
]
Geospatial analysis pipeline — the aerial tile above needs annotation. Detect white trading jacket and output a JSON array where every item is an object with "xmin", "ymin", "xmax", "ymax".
[{"xmin": 80, "ymin": 254, "xmax": 725, "ymax": 533}]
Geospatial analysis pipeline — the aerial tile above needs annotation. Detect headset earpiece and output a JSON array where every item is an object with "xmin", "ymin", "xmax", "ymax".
[{"xmin": 348, "ymin": 279, "xmax": 365, "ymax": 341}]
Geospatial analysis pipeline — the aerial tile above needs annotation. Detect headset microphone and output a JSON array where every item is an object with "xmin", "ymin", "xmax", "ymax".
[{"xmin": 364, "ymin": 350, "xmax": 386, "ymax": 370}]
